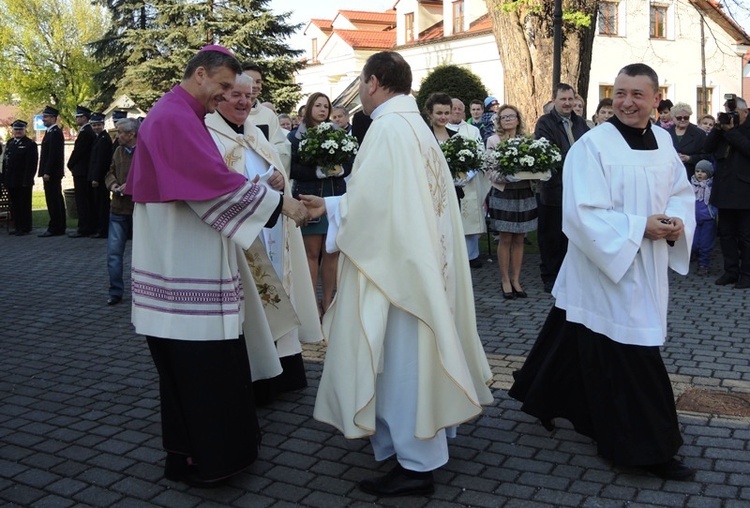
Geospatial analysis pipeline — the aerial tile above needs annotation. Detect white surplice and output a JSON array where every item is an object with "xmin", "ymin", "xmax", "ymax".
[
  {"xmin": 313, "ymin": 95, "xmax": 493, "ymax": 470},
  {"xmin": 553, "ymin": 122, "xmax": 695, "ymax": 346},
  {"xmin": 206, "ymin": 112, "xmax": 322, "ymax": 380}
]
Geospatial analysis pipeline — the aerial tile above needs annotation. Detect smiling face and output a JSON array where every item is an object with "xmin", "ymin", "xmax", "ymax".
[
  {"xmin": 450, "ymin": 99, "xmax": 465, "ymax": 124},
  {"xmin": 428, "ymin": 103, "xmax": 451, "ymax": 128},
  {"xmin": 498, "ymin": 107, "xmax": 519, "ymax": 134},
  {"xmin": 42, "ymin": 114, "xmax": 56, "ymax": 127},
  {"xmin": 612, "ymin": 73, "xmax": 661, "ymax": 129},
  {"xmin": 196, "ymin": 65, "xmax": 237, "ymax": 114},
  {"xmin": 91, "ymin": 122, "xmax": 105, "ymax": 135},
  {"xmin": 279, "ymin": 116, "xmax": 292, "ymax": 130},
  {"xmin": 217, "ymin": 78, "xmax": 253, "ymax": 125}
]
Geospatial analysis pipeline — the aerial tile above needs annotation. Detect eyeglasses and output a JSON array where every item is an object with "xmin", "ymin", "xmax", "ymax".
[
  {"xmin": 674, "ymin": 116, "xmax": 690, "ymax": 121},
  {"xmin": 499, "ymin": 114, "xmax": 518, "ymax": 120}
]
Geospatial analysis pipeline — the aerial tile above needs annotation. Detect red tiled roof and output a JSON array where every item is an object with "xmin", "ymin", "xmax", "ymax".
[
  {"xmin": 468, "ymin": 14, "xmax": 492, "ymax": 33},
  {"xmin": 691, "ymin": 0, "xmax": 750, "ymax": 44},
  {"xmin": 337, "ymin": 10, "xmax": 396, "ymax": 25},
  {"xmin": 309, "ymin": 18, "xmax": 334, "ymax": 33},
  {"xmin": 418, "ymin": 21, "xmax": 444, "ymax": 42},
  {"xmin": 333, "ymin": 29, "xmax": 396, "ymax": 50}
]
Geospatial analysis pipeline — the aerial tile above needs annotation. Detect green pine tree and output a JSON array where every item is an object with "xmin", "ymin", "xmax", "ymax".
[{"xmin": 90, "ymin": 0, "xmax": 305, "ymax": 112}]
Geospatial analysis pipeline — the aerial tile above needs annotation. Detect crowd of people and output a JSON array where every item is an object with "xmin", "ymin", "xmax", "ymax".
[{"xmin": 3, "ymin": 45, "xmax": 750, "ymax": 496}]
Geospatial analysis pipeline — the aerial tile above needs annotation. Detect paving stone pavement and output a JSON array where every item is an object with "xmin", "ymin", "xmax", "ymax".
[{"xmin": 1, "ymin": 230, "xmax": 749, "ymax": 507}]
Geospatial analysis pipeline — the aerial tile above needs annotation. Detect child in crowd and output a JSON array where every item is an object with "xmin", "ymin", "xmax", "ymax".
[{"xmin": 692, "ymin": 159, "xmax": 718, "ymax": 275}]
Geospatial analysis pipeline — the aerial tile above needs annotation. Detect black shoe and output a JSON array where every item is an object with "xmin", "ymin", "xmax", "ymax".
[
  {"xmin": 511, "ymin": 283, "xmax": 527, "ymax": 298},
  {"xmin": 641, "ymin": 458, "xmax": 695, "ymax": 481},
  {"xmin": 359, "ymin": 464, "xmax": 435, "ymax": 497},
  {"xmin": 38, "ymin": 231, "xmax": 64, "ymax": 237},
  {"xmin": 90, "ymin": 233, "xmax": 107, "ymax": 239},
  {"xmin": 107, "ymin": 296, "xmax": 122, "ymax": 306},
  {"xmin": 715, "ymin": 273, "xmax": 739, "ymax": 286},
  {"xmin": 501, "ymin": 283, "xmax": 515, "ymax": 300},
  {"xmin": 469, "ymin": 258, "xmax": 483, "ymax": 268},
  {"xmin": 540, "ymin": 418, "xmax": 555, "ymax": 431},
  {"xmin": 68, "ymin": 232, "xmax": 85, "ymax": 238},
  {"xmin": 735, "ymin": 277, "xmax": 750, "ymax": 290},
  {"xmin": 8, "ymin": 230, "xmax": 17, "ymax": 235},
  {"xmin": 164, "ymin": 453, "xmax": 228, "ymax": 489},
  {"xmin": 15, "ymin": 231, "xmax": 29, "ymax": 237}
]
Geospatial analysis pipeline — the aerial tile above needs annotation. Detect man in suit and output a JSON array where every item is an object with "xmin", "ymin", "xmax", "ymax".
[
  {"xmin": 38, "ymin": 106, "xmax": 67, "ymax": 237},
  {"xmin": 88, "ymin": 113, "xmax": 113, "ymax": 238},
  {"xmin": 67, "ymin": 106, "xmax": 96, "ymax": 237},
  {"xmin": 534, "ymin": 83, "xmax": 590, "ymax": 292},
  {"xmin": 3, "ymin": 120, "xmax": 38, "ymax": 236}
]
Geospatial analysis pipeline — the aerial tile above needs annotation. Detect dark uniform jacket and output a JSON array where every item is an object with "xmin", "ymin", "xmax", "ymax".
[
  {"xmin": 38, "ymin": 125, "xmax": 65, "ymax": 180},
  {"xmin": 88, "ymin": 131, "xmax": 113, "ymax": 183},
  {"xmin": 67, "ymin": 123, "xmax": 96, "ymax": 177},
  {"xmin": 534, "ymin": 109, "xmax": 589, "ymax": 206},
  {"xmin": 706, "ymin": 117, "xmax": 750, "ymax": 210},
  {"xmin": 3, "ymin": 136, "xmax": 38, "ymax": 187},
  {"xmin": 668, "ymin": 123, "xmax": 708, "ymax": 177}
]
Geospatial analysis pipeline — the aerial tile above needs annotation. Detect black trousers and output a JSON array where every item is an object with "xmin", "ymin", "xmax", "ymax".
[
  {"xmin": 147, "ymin": 336, "xmax": 261, "ymax": 482},
  {"xmin": 536, "ymin": 201, "xmax": 568, "ymax": 289},
  {"xmin": 7, "ymin": 186, "xmax": 33, "ymax": 233},
  {"xmin": 717, "ymin": 208, "xmax": 750, "ymax": 279},
  {"xmin": 91, "ymin": 184, "xmax": 110, "ymax": 236},
  {"xmin": 43, "ymin": 178, "xmax": 66, "ymax": 234},
  {"xmin": 73, "ymin": 175, "xmax": 94, "ymax": 234}
]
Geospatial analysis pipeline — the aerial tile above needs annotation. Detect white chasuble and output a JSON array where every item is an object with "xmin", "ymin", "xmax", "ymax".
[
  {"xmin": 313, "ymin": 95, "xmax": 493, "ymax": 440},
  {"xmin": 206, "ymin": 113, "xmax": 322, "ymax": 380},
  {"xmin": 554, "ymin": 123, "xmax": 695, "ymax": 346}
]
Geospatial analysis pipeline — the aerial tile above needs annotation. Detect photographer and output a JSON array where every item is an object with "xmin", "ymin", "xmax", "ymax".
[{"xmin": 705, "ymin": 95, "xmax": 750, "ymax": 289}]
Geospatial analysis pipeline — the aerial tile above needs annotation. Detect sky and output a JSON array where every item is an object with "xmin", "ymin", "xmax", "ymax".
[{"xmin": 267, "ymin": 0, "xmax": 395, "ymax": 51}]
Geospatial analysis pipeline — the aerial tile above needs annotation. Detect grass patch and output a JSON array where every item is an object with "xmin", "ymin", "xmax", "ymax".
[{"xmin": 32, "ymin": 191, "xmax": 76, "ymax": 229}]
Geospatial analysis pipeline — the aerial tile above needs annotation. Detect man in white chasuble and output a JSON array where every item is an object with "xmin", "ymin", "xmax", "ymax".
[{"xmin": 301, "ymin": 51, "xmax": 493, "ymax": 497}]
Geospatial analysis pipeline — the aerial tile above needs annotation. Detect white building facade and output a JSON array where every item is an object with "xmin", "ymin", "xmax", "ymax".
[{"xmin": 294, "ymin": 0, "xmax": 749, "ymax": 119}]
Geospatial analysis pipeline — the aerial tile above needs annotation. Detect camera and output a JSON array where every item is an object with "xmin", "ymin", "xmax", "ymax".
[{"xmin": 717, "ymin": 94, "xmax": 740, "ymax": 127}]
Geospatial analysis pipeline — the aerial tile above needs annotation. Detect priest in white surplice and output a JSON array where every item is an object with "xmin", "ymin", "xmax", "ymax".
[
  {"xmin": 301, "ymin": 51, "xmax": 493, "ymax": 497},
  {"xmin": 206, "ymin": 73, "xmax": 321, "ymax": 404},
  {"xmin": 509, "ymin": 64, "xmax": 697, "ymax": 481}
]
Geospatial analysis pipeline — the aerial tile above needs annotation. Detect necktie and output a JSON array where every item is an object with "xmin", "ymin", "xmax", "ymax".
[{"xmin": 563, "ymin": 118, "xmax": 576, "ymax": 146}]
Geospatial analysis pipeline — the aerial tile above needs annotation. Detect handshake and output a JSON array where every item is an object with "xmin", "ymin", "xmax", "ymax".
[{"xmin": 281, "ymin": 195, "xmax": 327, "ymax": 228}]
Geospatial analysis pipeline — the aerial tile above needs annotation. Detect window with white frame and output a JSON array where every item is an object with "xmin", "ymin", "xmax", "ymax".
[
  {"xmin": 452, "ymin": 1, "xmax": 465, "ymax": 34},
  {"xmin": 405, "ymin": 12, "xmax": 415, "ymax": 42},
  {"xmin": 650, "ymin": 3, "xmax": 668, "ymax": 39}
]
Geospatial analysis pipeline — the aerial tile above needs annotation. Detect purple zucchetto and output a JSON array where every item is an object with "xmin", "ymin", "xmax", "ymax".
[{"xmin": 199, "ymin": 45, "xmax": 233, "ymax": 56}]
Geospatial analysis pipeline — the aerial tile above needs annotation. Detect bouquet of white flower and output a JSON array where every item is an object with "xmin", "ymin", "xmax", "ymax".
[
  {"xmin": 440, "ymin": 136, "xmax": 483, "ymax": 180},
  {"xmin": 298, "ymin": 122, "xmax": 359, "ymax": 176},
  {"xmin": 481, "ymin": 136, "xmax": 562, "ymax": 180}
]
